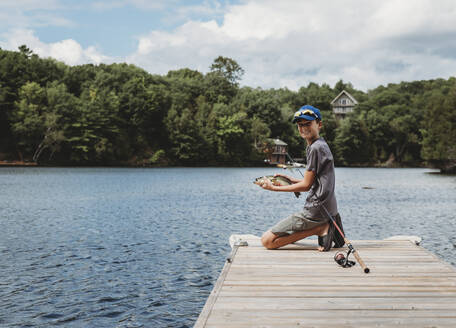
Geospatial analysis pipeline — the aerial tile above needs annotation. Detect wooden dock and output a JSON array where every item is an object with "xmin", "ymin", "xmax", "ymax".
[{"xmin": 194, "ymin": 235, "xmax": 456, "ymax": 327}]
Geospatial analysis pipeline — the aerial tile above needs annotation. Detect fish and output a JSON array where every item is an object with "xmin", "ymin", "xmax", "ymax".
[{"xmin": 254, "ymin": 175, "xmax": 301, "ymax": 198}]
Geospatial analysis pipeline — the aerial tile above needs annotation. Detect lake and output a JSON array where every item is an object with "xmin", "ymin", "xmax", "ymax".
[{"xmin": 0, "ymin": 167, "xmax": 455, "ymax": 327}]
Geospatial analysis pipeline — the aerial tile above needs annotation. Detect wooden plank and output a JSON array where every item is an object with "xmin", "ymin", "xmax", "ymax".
[
  {"xmin": 235, "ymin": 252, "xmax": 437, "ymax": 258},
  {"xmin": 194, "ymin": 245, "xmax": 242, "ymax": 328},
  {"xmin": 206, "ymin": 310, "xmax": 456, "ymax": 326},
  {"xmin": 228, "ymin": 267, "xmax": 452, "ymax": 273},
  {"xmin": 209, "ymin": 308, "xmax": 456, "ymax": 318},
  {"xmin": 194, "ymin": 237, "xmax": 456, "ymax": 327},
  {"xmin": 219, "ymin": 287, "xmax": 456, "ymax": 298},
  {"xmin": 227, "ymin": 266, "xmax": 456, "ymax": 274},
  {"xmin": 205, "ymin": 317, "xmax": 456, "ymax": 328},
  {"xmin": 221, "ymin": 285, "xmax": 456, "ymax": 293},
  {"xmin": 206, "ymin": 309, "xmax": 456, "ymax": 327},
  {"xmin": 212, "ymin": 297, "xmax": 456, "ymax": 310},
  {"xmin": 223, "ymin": 280, "xmax": 456, "ymax": 287}
]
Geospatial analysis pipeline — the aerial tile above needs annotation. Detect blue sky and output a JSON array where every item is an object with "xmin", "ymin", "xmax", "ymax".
[
  {"xmin": 29, "ymin": 0, "xmax": 232, "ymax": 57},
  {"xmin": 2, "ymin": 0, "xmax": 456, "ymax": 90},
  {"xmin": 0, "ymin": 0, "xmax": 234, "ymax": 56}
]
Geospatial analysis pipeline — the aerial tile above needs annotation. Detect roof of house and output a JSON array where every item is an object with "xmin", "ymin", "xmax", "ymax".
[
  {"xmin": 268, "ymin": 138, "xmax": 287, "ymax": 146},
  {"xmin": 330, "ymin": 90, "xmax": 358, "ymax": 105}
]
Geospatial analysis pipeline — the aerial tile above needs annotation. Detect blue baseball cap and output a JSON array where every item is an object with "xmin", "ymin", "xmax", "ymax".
[{"xmin": 292, "ymin": 105, "xmax": 322, "ymax": 123}]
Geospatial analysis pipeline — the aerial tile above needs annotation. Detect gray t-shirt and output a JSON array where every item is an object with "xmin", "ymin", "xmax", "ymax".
[{"xmin": 303, "ymin": 137, "xmax": 338, "ymax": 219}]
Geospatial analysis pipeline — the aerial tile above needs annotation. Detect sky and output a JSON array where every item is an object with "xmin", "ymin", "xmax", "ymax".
[{"xmin": 1, "ymin": 0, "xmax": 456, "ymax": 91}]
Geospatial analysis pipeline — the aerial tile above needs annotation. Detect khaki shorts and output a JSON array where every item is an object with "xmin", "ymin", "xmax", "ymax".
[{"xmin": 270, "ymin": 211, "xmax": 328, "ymax": 237}]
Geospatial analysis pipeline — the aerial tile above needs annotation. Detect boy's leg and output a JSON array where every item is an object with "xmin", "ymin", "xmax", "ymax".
[{"xmin": 261, "ymin": 223, "xmax": 329, "ymax": 250}]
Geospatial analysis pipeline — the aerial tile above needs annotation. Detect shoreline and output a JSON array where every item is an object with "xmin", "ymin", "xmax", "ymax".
[
  {"xmin": 0, "ymin": 161, "xmax": 444, "ymax": 171},
  {"xmin": 2, "ymin": 160, "xmax": 453, "ymax": 173},
  {"xmin": 0, "ymin": 161, "xmax": 38, "ymax": 166}
]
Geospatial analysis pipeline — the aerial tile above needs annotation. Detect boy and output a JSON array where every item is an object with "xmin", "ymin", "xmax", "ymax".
[{"xmin": 258, "ymin": 105, "xmax": 344, "ymax": 251}]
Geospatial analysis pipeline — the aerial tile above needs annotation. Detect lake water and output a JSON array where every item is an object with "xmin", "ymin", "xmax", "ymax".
[{"xmin": 0, "ymin": 167, "xmax": 455, "ymax": 327}]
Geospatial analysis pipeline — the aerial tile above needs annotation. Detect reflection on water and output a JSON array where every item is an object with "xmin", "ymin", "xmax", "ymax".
[{"xmin": 0, "ymin": 167, "xmax": 455, "ymax": 327}]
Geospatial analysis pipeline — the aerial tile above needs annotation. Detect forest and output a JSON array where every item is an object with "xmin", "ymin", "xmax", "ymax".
[{"xmin": 0, "ymin": 46, "xmax": 455, "ymax": 172}]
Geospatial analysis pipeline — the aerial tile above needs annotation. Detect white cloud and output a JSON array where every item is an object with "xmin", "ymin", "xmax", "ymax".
[
  {"xmin": 90, "ymin": 0, "xmax": 179, "ymax": 11},
  {"xmin": 0, "ymin": 0, "xmax": 61, "ymax": 10},
  {"xmin": 0, "ymin": 29, "xmax": 111, "ymax": 65},
  {"xmin": 2, "ymin": 0, "xmax": 456, "ymax": 90},
  {"xmin": 0, "ymin": 0, "xmax": 71, "ymax": 29},
  {"xmin": 90, "ymin": 0, "xmax": 170, "ymax": 11},
  {"xmin": 127, "ymin": 0, "xmax": 176, "ymax": 10},
  {"xmin": 127, "ymin": 0, "xmax": 456, "ymax": 90}
]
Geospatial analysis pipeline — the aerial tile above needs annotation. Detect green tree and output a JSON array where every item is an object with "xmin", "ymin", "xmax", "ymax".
[
  {"xmin": 297, "ymin": 82, "xmax": 335, "ymax": 111},
  {"xmin": 10, "ymin": 82, "xmax": 47, "ymax": 160},
  {"xmin": 33, "ymin": 112, "xmax": 64, "ymax": 162},
  {"xmin": 3, "ymin": 44, "xmax": 456, "ymax": 169},
  {"xmin": 119, "ymin": 76, "xmax": 170, "ymax": 160},
  {"xmin": 251, "ymin": 116, "xmax": 271, "ymax": 150},
  {"xmin": 62, "ymin": 64, "xmax": 97, "ymax": 96},
  {"xmin": 203, "ymin": 57, "xmax": 244, "ymax": 105},
  {"xmin": 18, "ymin": 45, "xmax": 33, "ymax": 58},
  {"xmin": 215, "ymin": 111, "xmax": 247, "ymax": 162},
  {"xmin": 204, "ymin": 71, "xmax": 236, "ymax": 104},
  {"xmin": 359, "ymin": 109, "xmax": 391, "ymax": 162},
  {"xmin": 421, "ymin": 86, "xmax": 456, "ymax": 172},
  {"xmin": 33, "ymin": 82, "xmax": 76, "ymax": 162},
  {"xmin": 67, "ymin": 87, "xmax": 120, "ymax": 163},
  {"xmin": 210, "ymin": 56, "xmax": 244, "ymax": 85},
  {"xmin": 165, "ymin": 106, "xmax": 206, "ymax": 164},
  {"xmin": 334, "ymin": 116, "xmax": 373, "ymax": 165},
  {"xmin": 389, "ymin": 111, "xmax": 420, "ymax": 163}
]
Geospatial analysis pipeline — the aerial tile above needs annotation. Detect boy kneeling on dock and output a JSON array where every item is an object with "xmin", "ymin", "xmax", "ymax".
[{"xmin": 258, "ymin": 105, "xmax": 345, "ymax": 251}]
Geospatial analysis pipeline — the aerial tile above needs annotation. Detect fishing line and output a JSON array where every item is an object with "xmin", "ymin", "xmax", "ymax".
[{"xmin": 282, "ymin": 153, "xmax": 370, "ymax": 273}]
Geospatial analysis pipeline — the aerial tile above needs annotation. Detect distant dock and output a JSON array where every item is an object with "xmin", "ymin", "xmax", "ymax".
[
  {"xmin": 0, "ymin": 160, "xmax": 37, "ymax": 166},
  {"xmin": 195, "ymin": 235, "xmax": 456, "ymax": 327}
]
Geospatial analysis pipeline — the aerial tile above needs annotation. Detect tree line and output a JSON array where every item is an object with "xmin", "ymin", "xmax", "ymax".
[{"xmin": 0, "ymin": 46, "xmax": 455, "ymax": 172}]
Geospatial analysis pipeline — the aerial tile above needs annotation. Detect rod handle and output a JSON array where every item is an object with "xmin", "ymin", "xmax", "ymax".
[{"xmin": 353, "ymin": 250, "xmax": 370, "ymax": 273}]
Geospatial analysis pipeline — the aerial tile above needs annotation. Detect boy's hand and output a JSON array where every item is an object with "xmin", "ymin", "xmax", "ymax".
[{"xmin": 259, "ymin": 178, "xmax": 275, "ymax": 191}]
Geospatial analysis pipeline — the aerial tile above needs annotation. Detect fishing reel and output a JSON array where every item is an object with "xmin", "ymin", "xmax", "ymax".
[{"xmin": 334, "ymin": 249, "xmax": 356, "ymax": 268}]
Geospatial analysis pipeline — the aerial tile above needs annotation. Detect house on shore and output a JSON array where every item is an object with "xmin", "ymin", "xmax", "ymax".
[
  {"xmin": 266, "ymin": 138, "xmax": 287, "ymax": 165},
  {"xmin": 331, "ymin": 90, "xmax": 358, "ymax": 119}
]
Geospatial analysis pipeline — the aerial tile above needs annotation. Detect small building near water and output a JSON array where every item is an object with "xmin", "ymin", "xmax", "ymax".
[
  {"xmin": 266, "ymin": 138, "xmax": 287, "ymax": 165},
  {"xmin": 331, "ymin": 90, "xmax": 358, "ymax": 119}
]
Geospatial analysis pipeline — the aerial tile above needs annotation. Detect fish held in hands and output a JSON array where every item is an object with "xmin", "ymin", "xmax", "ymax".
[{"xmin": 254, "ymin": 175, "xmax": 300, "ymax": 198}]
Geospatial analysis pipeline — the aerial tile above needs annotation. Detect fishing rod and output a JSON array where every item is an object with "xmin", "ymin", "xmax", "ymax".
[{"xmin": 282, "ymin": 153, "xmax": 370, "ymax": 274}]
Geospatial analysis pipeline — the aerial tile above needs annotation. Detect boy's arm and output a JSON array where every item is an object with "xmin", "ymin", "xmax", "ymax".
[{"xmin": 261, "ymin": 170, "xmax": 315, "ymax": 192}]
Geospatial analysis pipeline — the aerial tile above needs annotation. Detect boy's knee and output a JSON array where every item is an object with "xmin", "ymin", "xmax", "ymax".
[{"xmin": 261, "ymin": 231, "xmax": 278, "ymax": 250}]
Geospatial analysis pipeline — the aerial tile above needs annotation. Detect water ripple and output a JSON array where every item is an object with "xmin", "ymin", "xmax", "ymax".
[{"xmin": 0, "ymin": 167, "xmax": 454, "ymax": 327}]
